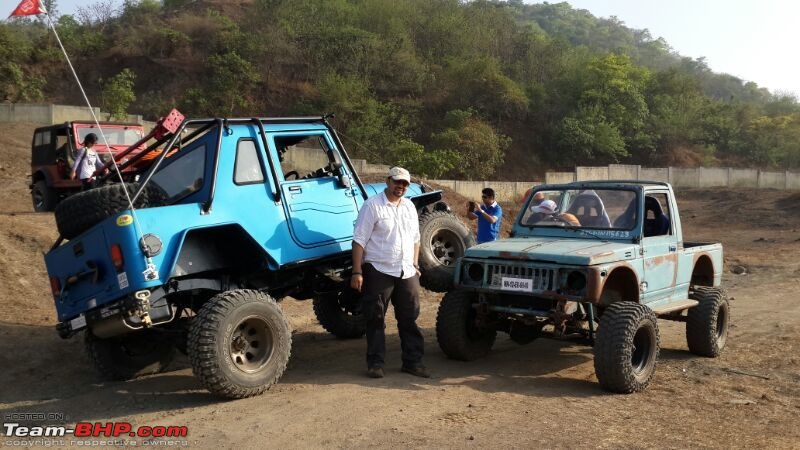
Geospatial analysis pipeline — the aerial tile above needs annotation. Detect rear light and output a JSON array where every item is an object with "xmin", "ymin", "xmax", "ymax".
[
  {"xmin": 110, "ymin": 244, "xmax": 125, "ymax": 272},
  {"xmin": 50, "ymin": 276, "xmax": 61, "ymax": 297}
]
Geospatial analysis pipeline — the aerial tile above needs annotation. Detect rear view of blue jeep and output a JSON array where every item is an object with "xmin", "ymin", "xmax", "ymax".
[{"xmin": 45, "ymin": 114, "xmax": 474, "ymax": 398}]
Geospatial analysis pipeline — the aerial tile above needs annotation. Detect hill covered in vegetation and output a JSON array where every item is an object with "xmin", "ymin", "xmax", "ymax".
[{"xmin": 2, "ymin": 0, "xmax": 799, "ymax": 179}]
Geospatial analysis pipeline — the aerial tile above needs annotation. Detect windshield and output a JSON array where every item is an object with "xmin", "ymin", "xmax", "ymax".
[
  {"xmin": 149, "ymin": 144, "xmax": 206, "ymax": 202},
  {"xmin": 521, "ymin": 188, "xmax": 638, "ymax": 232},
  {"xmin": 76, "ymin": 126, "xmax": 143, "ymax": 146}
]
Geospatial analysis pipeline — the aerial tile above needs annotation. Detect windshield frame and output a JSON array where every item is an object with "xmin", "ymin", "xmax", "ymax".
[
  {"xmin": 73, "ymin": 124, "xmax": 145, "ymax": 147},
  {"xmin": 516, "ymin": 186, "xmax": 643, "ymax": 241}
]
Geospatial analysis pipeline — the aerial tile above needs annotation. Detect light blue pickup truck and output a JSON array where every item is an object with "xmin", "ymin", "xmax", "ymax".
[{"xmin": 436, "ymin": 181, "xmax": 729, "ymax": 393}]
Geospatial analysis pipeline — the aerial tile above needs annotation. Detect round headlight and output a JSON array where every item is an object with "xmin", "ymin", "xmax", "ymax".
[
  {"xmin": 566, "ymin": 270, "xmax": 586, "ymax": 291},
  {"xmin": 467, "ymin": 263, "xmax": 484, "ymax": 282}
]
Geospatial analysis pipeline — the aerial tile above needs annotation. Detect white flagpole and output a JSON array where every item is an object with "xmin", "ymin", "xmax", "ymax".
[{"xmin": 41, "ymin": 6, "xmax": 158, "ymax": 280}]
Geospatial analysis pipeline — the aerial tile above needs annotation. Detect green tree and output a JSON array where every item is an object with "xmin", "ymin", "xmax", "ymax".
[
  {"xmin": 183, "ymin": 51, "xmax": 259, "ymax": 116},
  {"xmin": 102, "ymin": 68, "xmax": 136, "ymax": 120},
  {"xmin": 556, "ymin": 106, "xmax": 626, "ymax": 165},
  {"xmin": 430, "ymin": 109, "xmax": 509, "ymax": 179},
  {"xmin": 389, "ymin": 139, "xmax": 458, "ymax": 179}
]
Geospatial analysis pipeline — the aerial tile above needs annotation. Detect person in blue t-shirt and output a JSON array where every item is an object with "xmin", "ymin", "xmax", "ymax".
[{"xmin": 467, "ymin": 187, "xmax": 502, "ymax": 243}]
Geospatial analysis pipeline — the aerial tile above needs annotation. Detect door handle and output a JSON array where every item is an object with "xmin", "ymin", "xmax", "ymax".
[
  {"xmin": 289, "ymin": 186, "xmax": 302, "ymax": 192},
  {"xmin": 669, "ymin": 245, "xmax": 677, "ymax": 252}
]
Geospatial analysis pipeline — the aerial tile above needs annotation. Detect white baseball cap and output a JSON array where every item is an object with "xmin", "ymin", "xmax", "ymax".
[
  {"xmin": 388, "ymin": 166, "xmax": 411, "ymax": 183},
  {"xmin": 532, "ymin": 199, "xmax": 557, "ymax": 214}
]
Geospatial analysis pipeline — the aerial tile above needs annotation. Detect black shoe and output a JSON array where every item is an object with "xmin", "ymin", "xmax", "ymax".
[
  {"xmin": 401, "ymin": 365, "xmax": 431, "ymax": 378},
  {"xmin": 367, "ymin": 366, "xmax": 384, "ymax": 378}
]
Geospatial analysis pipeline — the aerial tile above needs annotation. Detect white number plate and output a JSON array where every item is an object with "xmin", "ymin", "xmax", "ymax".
[
  {"xmin": 70, "ymin": 314, "xmax": 86, "ymax": 330},
  {"xmin": 501, "ymin": 277, "xmax": 532, "ymax": 292},
  {"xmin": 117, "ymin": 272, "xmax": 129, "ymax": 290}
]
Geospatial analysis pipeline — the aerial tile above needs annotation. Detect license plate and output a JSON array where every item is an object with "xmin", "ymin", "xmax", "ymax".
[
  {"xmin": 501, "ymin": 277, "xmax": 532, "ymax": 292},
  {"xmin": 70, "ymin": 314, "xmax": 86, "ymax": 331}
]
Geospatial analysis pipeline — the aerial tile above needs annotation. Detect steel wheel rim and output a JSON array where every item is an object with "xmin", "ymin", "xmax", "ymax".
[
  {"xmin": 430, "ymin": 228, "xmax": 464, "ymax": 266},
  {"xmin": 229, "ymin": 315, "xmax": 274, "ymax": 373}
]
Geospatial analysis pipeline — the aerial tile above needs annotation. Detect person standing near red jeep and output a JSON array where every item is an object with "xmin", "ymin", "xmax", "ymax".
[{"xmin": 70, "ymin": 133, "xmax": 105, "ymax": 190}]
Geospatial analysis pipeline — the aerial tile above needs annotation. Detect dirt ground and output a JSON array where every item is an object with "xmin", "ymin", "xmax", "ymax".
[{"xmin": 1, "ymin": 122, "xmax": 799, "ymax": 449}]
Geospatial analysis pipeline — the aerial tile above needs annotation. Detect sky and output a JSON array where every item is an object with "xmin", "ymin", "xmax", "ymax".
[
  {"xmin": 20, "ymin": 0, "xmax": 800, "ymax": 98},
  {"xmin": 553, "ymin": 0, "xmax": 800, "ymax": 98}
]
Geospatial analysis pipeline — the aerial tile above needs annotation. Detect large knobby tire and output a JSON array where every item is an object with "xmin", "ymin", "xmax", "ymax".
[
  {"xmin": 54, "ymin": 182, "xmax": 167, "ymax": 239},
  {"xmin": 594, "ymin": 302, "xmax": 660, "ymax": 393},
  {"xmin": 85, "ymin": 330, "xmax": 175, "ymax": 381},
  {"xmin": 418, "ymin": 211, "xmax": 476, "ymax": 292},
  {"xmin": 686, "ymin": 287, "xmax": 730, "ymax": 357},
  {"xmin": 436, "ymin": 289, "xmax": 496, "ymax": 360},
  {"xmin": 312, "ymin": 289, "xmax": 366, "ymax": 339},
  {"xmin": 188, "ymin": 290, "xmax": 291, "ymax": 399},
  {"xmin": 32, "ymin": 179, "xmax": 58, "ymax": 212}
]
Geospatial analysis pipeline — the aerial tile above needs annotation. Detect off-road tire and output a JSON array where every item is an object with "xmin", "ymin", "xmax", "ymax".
[
  {"xmin": 54, "ymin": 182, "xmax": 167, "ymax": 239},
  {"xmin": 686, "ymin": 287, "xmax": 729, "ymax": 357},
  {"xmin": 418, "ymin": 211, "xmax": 475, "ymax": 292},
  {"xmin": 594, "ymin": 302, "xmax": 660, "ymax": 393},
  {"xmin": 188, "ymin": 290, "xmax": 291, "ymax": 399},
  {"xmin": 85, "ymin": 330, "xmax": 174, "ymax": 381},
  {"xmin": 32, "ymin": 179, "xmax": 58, "ymax": 212},
  {"xmin": 312, "ymin": 289, "xmax": 366, "ymax": 339},
  {"xmin": 436, "ymin": 289, "xmax": 496, "ymax": 360}
]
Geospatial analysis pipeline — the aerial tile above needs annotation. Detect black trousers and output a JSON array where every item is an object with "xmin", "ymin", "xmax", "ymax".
[{"xmin": 361, "ymin": 263, "xmax": 424, "ymax": 368}]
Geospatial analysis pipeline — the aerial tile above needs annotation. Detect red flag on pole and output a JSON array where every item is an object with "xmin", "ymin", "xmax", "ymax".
[{"xmin": 8, "ymin": 0, "xmax": 45, "ymax": 17}]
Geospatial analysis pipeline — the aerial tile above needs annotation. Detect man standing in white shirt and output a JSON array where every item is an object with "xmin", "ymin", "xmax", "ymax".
[{"xmin": 351, "ymin": 166, "xmax": 430, "ymax": 379}]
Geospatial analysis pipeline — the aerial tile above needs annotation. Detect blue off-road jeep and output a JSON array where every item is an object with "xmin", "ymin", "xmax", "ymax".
[
  {"xmin": 436, "ymin": 181, "xmax": 728, "ymax": 393},
  {"xmin": 45, "ymin": 113, "xmax": 474, "ymax": 398}
]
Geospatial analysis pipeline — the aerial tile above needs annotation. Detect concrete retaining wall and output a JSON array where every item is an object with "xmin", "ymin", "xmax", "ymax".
[
  {"xmin": 698, "ymin": 167, "xmax": 729, "ymax": 187},
  {"xmin": 608, "ymin": 164, "xmax": 640, "ymax": 180},
  {"xmin": 545, "ymin": 172, "xmax": 576, "ymax": 184},
  {"xmin": 670, "ymin": 168, "xmax": 699, "ymax": 187},
  {"xmin": 543, "ymin": 165, "xmax": 800, "ymax": 191},
  {"xmin": 730, "ymin": 169, "xmax": 759, "ymax": 187},
  {"xmin": 758, "ymin": 171, "xmax": 785, "ymax": 189},
  {"xmin": 0, "ymin": 103, "xmax": 143, "ymax": 124},
  {"xmin": 576, "ymin": 166, "xmax": 609, "ymax": 181},
  {"xmin": 786, "ymin": 171, "xmax": 800, "ymax": 190},
  {"xmin": 639, "ymin": 167, "xmax": 669, "ymax": 182}
]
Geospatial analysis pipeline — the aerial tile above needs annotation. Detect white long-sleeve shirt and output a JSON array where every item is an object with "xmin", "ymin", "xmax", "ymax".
[
  {"xmin": 353, "ymin": 191, "xmax": 420, "ymax": 279},
  {"xmin": 73, "ymin": 147, "xmax": 105, "ymax": 180}
]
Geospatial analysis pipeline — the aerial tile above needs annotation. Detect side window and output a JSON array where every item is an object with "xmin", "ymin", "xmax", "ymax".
[
  {"xmin": 35, "ymin": 132, "xmax": 45, "ymax": 146},
  {"xmin": 643, "ymin": 193, "xmax": 671, "ymax": 237},
  {"xmin": 234, "ymin": 140, "xmax": 265, "ymax": 185},
  {"xmin": 274, "ymin": 134, "xmax": 338, "ymax": 181},
  {"xmin": 150, "ymin": 144, "xmax": 207, "ymax": 202}
]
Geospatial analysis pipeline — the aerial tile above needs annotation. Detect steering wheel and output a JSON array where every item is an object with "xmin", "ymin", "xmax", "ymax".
[{"xmin": 284, "ymin": 170, "xmax": 300, "ymax": 180}]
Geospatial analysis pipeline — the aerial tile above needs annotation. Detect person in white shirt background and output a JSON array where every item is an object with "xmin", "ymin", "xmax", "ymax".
[
  {"xmin": 70, "ymin": 133, "xmax": 106, "ymax": 190},
  {"xmin": 351, "ymin": 166, "xmax": 430, "ymax": 379}
]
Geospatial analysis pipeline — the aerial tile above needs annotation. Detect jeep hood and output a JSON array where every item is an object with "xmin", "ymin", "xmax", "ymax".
[{"xmin": 465, "ymin": 237, "xmax": 638, "ymax": 266}]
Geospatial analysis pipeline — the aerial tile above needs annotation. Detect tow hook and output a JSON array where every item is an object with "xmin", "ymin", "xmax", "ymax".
[{"xmin": 134, "ymin": 290, "xmax": 153, "ymax": 327}]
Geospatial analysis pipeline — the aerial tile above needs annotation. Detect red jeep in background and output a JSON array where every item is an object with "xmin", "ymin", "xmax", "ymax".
[{"xmin": 30, "ymin": 121, "xmax": 146, "ymax": 211}]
